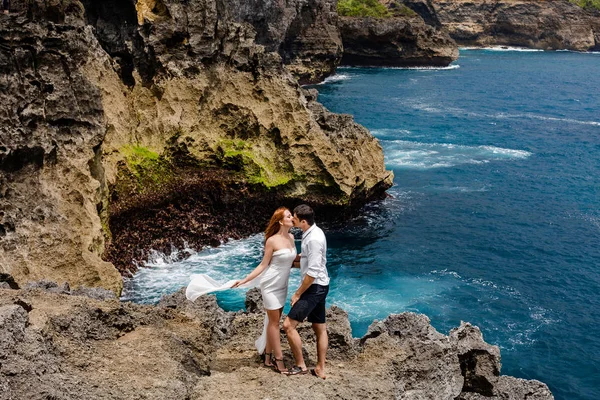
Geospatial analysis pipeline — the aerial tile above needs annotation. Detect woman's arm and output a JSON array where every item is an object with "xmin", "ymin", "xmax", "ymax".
[{"xmin": 232, "ymin": 239, "xmax": 274, "ymax": 287}]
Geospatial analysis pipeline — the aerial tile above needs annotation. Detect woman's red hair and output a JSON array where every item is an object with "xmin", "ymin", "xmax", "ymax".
[{"xmin": 264, "ymin": 207, "xmax": 289, "ymax": 242}]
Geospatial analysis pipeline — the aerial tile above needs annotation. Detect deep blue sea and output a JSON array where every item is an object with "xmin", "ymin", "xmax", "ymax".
[{"xmin": 122, "ymin": 49, "xmax": 600, "ymax": 400}]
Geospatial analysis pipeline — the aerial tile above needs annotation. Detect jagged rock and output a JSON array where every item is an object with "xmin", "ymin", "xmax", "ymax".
[
  {"xmin": 0, "ymin": 272, "xmax": 18, "ymax": 289},
  {"xmin": 0, "ymin": 288, "xmax": 553, "ymax": 399},
  {"xmin": 451, "ymin": 322, "xmax": 501, "ymax": 396},
  {"xmin": 244, "ymin": 287, "xmax": 263, "ymax": 314},
  {"xmin": 0, "ymin": 304, "xmax": 28, "ymax": 355},
  {"xmin": 225, "ymin": 0, "xmax": 343, "ymax": 84},
  {"xmin": 339, "ymin": 15, "xmax": 459, "ymax": 67},
  {"xmin": 359, "ymin": 313, "xmax": 553, "ymax": 400},
  {"xmin": 321, "ymin": 305, "xmax": 358, "ymax": 360},
  {"xmin": 0, "ymin": 288, "xmax": 214, "ymax": 399},
  {"xmin": 457, "ymin": 376, "xmax": 554, "ymax": 399},
  {"xmin": 71, "ymin": 286, "xmax": 117, "ymax": 301},
  {"xmin": 0, "ymin": 282, "xmax": 10, "ymax": 289},
  {"xmin": 24, "ymin": 280, "xmax": 71, "ymax": 294},
  {"xmin": 159, "ymin": 287, "xmax": 236, "ymax": 342},
  {"xmin": 365, "ymin": 313, "xmax": 463, "ymax": 400},
  {"xmin": 422, "ymin": 0, "xmax": 600, "ymax": 51}
]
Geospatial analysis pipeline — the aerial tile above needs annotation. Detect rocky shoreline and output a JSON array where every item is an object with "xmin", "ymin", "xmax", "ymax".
[
  {"xmin": 402, "ymin": 0, "xmax": 600, "ymax": 51},
  {"xmin": 0, "ymin": 281, "xmax": 554, "ymax": 399}
]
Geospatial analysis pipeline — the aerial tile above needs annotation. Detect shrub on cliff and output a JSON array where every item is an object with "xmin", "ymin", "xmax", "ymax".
[
  {"xmin": 570, "ymin": 0, "xmax": 600, "ymax": 11},
  {"xmin": 338, "ymin": 0, "xmax": 392, "ymax": 17}
]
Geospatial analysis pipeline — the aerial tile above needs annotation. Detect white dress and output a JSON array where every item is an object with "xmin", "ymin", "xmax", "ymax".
[
  {"xmin": 260, "ymin": 247, "xmax": 296, "ymax": 310},
  {"xmin": 185, "ymin": 246, "xmax": 296, "ymax": 354}
]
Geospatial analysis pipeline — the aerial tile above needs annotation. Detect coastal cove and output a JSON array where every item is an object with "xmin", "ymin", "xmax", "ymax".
[{"xmin": 123, "ymin": 49, "xmax": 600, "ymax": 400}]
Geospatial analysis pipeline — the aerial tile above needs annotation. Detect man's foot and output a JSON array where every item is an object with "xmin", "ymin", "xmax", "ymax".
[
  {"xmin": 284, "ymin": 365, "xmax": 308, "ymax": 375},
  {"xmin": 311, "ymin": 368, "xmax": 326, "ymax": 380}
]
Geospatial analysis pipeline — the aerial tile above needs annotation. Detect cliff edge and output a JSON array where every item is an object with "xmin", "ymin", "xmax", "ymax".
[
  {"xmin": 0, "ymin": 284, "xmax": 555, "ymax": 399},
  {"xmin": 0, "ymin": 0, "xmax": 393, "ymax": 293}
]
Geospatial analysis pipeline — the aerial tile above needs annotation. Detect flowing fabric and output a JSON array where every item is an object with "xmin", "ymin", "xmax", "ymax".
[
  {"xmin": 185, "ymin": 248, "xmax": 295, "ymax": 355},
  {"xmin": 185, "ymin": 274, "xmax": 259, "ymax": 301},
  {"xmin": 185, "ymin": 273, "xmax": 268, "ymax": 353}
]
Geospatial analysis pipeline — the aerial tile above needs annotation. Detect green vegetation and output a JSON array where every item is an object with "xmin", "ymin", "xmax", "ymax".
[
  {"xmin": 216, "ymin": 139, "xmax": 294, "ymax": 188},
  {"xmin": 570, "ymin": 0, "xmax": 600, "ymax": 10},
  {"xmin": 337, "ymin": 0, "xmax": 392, "ymax": 18},
  {"xmin": 390, "ymin": 4, "xmax": 418, "ymax": 17},
  {"xmin": 121, "ymin": 145, "xmax": 173, "ymax": 190}
]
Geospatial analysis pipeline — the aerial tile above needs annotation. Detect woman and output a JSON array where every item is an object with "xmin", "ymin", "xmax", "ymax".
[{"xmin": 232, "ymin": 207, "xmax": 296, "ymax": 373}]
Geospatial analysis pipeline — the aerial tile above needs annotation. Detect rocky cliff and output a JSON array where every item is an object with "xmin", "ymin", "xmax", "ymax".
[
  {"xmin": 403, "ymin": 0, "xmax": 600, "ymax": 51},
  {"xmin": 0, "ymin": 0, "xmax": 393, "ymax": 292},
  {"xmin": 0, "ymin": 283, "xmax": 555, "ymax": 399},
  {"xmin": 339, "ymin": 14, "xmax": 459, "ymax": 67}
]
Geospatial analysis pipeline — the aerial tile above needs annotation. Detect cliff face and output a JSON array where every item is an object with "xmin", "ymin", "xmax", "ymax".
[
  {"xmin": 340, "ymin": 14, "xmax": 459, "ymax": 67},
  {"xmin": 225, "ymin": 0, "xmax": 344, "ymax": 84},
  {"xmin": 0, "ymin": 0, "xmax": 393, "ymax": 291},
  {"xmin": 408, "ymin": 0, "xmax": 600, "ymax": 51},
  {"xmin": 0, "ymin": 284, "xmax": 555, "ymax": 399}
]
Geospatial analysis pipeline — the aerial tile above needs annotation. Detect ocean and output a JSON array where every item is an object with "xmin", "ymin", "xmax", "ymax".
[{"xmin": 122, "ymin": 49, "xmax": 600, "ymax": 400}]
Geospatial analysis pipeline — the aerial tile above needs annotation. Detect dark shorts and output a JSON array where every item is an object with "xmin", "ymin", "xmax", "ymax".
[{"xmin": 287, "ymin": 284, "xmax": 329, "ymax": 324}]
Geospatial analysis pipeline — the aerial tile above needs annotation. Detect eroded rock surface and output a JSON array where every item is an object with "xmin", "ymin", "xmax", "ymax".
[
  {"xmin": 0, "ymin": 285, "xmax": 554, "ymax": 400},
  {"xmin": 340, "ymin": 15, "xmax": 459, "ymax": 67},
  {"xmin": 408, "ymin": 0, "xmax": 600, "ymax": 51},
  {"xmin": 0, "ymin": 0, "xmax": 393, "ymax": 289}
]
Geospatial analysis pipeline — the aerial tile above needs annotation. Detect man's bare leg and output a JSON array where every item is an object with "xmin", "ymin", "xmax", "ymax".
[
  {"xmin": 282, "ymin": 316, "xmax": 307, "ymax": 371},
  {"xmin": 312, "ymin": 322, "xmax": 328, "ymax": 379}
]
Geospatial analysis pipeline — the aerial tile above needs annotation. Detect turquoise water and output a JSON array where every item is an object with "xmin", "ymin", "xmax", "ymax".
[{"xmin": 122, "ymin": 49, "xmax": 600, "ymax": 400}]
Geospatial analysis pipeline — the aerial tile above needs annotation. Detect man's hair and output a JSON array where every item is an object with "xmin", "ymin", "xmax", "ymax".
[{"xmin": 293, "ymin": 204, "xmax": 315, "ymax": 226}]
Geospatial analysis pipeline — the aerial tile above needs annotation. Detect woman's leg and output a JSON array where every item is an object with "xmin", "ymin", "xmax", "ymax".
[{"xmin": 266, "ymin": 308, "xmax": 285, "ymax": 371}]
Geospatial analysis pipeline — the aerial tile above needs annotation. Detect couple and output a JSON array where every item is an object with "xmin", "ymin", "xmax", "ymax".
[{"xmin": 233, "ymin": 204, "xmax": 329, "ymax": 378}]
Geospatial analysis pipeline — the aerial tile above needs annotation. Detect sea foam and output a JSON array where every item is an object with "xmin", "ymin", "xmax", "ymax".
[{"xmin": 383, "ymin": 140, "xmax": 532, "ymax": 169}]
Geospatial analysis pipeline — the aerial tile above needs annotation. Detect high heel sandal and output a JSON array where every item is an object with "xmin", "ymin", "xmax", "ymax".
[
  {"xmin": 272, "ymin": 357, "xmax": 286, "ymax": 374},
  {"xmin": 262, "ymin": 352, "xmax": 274, "ymax": 368}
]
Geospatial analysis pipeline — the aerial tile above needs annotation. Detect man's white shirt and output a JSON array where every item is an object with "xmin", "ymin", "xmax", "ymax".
[{"xmin": 300, "ymin": 224, "xmax": 330, "ymax": 286}]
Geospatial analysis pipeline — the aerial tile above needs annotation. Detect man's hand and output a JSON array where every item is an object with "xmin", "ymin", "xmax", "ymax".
[
  {"xmin": 231, "ymin": 280, "xmax": 242, "ymax": 288},
  {"xmin": 291, "ymin": 292, "xmax": 300, "ymax": 307}
]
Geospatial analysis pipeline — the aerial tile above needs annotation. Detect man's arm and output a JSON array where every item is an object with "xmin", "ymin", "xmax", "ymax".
[
  {"xmin": 292, "ymin": 253, "xmax": 301, "ymax": 268},
  {"xmin": 290, "ymin": 240, "xmax": 323, "ymax": 306},
  {"xmin": 291, "ymin": 274, "xmax": 314, "ymax": 306}
]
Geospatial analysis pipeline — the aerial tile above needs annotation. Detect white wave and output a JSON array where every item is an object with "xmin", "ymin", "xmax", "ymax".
[
  {"xmin": 338, "ymin": 65, "xmax": 459, "ymax": 71},
  {"xmin": 556, "ymin": 49, "xmax": 600, "ymax": 55},
  {"xmin": 401, "ymin": 100, "xmax": 600, "ymax": 127},
  {"xmin": 505, "ymin": 113, "xmax": 600, "ymax": 127},
  {"xmin": 121, "ymin": 234, "xmax": 271, "ymax": 303},
  {"xmin": 390, "ymin": 65, "xmax": 460, "ymax": 71},
  {"xmin": 384, "ymin": 140, "xmax": 532, "ymax": 170},
  {"xmin": 319, "ymin": 73, "xmax": 352, "ymax": 84},
  {"xmin": 460, "ymin": 46, "xmax": 544, "ymax": 52}
]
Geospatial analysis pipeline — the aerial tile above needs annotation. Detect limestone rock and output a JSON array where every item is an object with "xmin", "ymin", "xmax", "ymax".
[
  {"xmin": 0, "ymin": 9, "xmax": 124, "ymax": 295},
  {"xmin": 450, "ymin": 322, "xmax": 501, "ymax": 395},
  {"xmin": 225, "ymin": 0, "xmax": 343, "ymax": 84},
  {"xmin": 159, "ymin": 287, "xmax": 236, "ymax": 342},
  {"xmin": 423, "ymin": 0, "xmax": 600, "ymax": 51},
  {"xmin": 244, "ymin": 287, "xmax": 263, "ymax": 314},
  {"xmin": 0, "ymin": 0, "xmax": 392, "ymax": 290},
  {"xmin": 0, "ymin": 288, "xmax": 215, "ymax": 400},
  {"xmin": 339, "ymin": 15, "xmax": 459, "ymax": 67},
  {"xmin": 0, "ymin": 288, "xmax": 554, "ymax": 400}
]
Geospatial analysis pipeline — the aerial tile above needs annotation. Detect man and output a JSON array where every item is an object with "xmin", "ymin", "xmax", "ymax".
[{"xmin": 283, "ymin": 204, "xmax": 329, "ymax": 379}]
